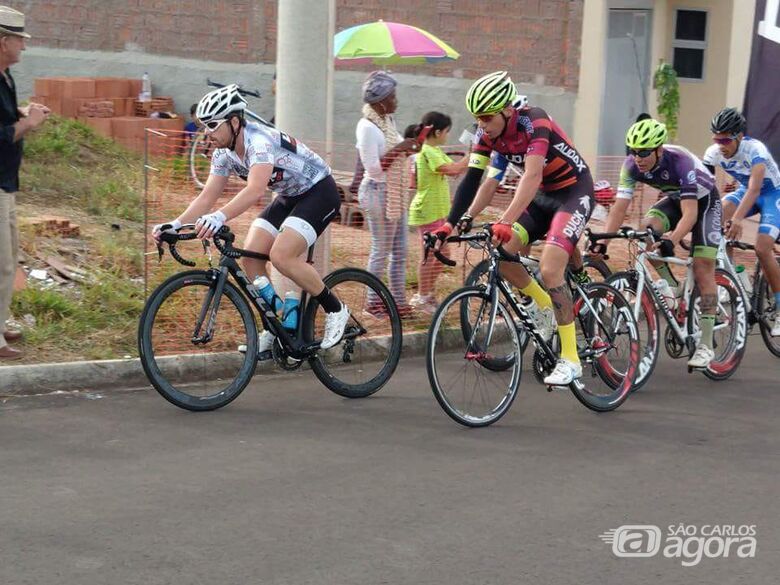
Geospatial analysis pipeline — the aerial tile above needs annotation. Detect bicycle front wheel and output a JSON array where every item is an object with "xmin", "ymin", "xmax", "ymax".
[
  {"xmin": 302, "ymin": 268, "xmax": 402, "ymax": 398},
  {"xmin": 427, "ymin": 286, "xmax": 523, "ymax": 427},
  {"xmin": 138, "ymin": 271, "xmax": 258, "ymax": 411},
  {"xmin": 571, "ymin": 282, "xmax": 640, "ymax": 411},
  {"xmin": 687, "ymin": 268, "xmax": 748, "ymax": 380}
]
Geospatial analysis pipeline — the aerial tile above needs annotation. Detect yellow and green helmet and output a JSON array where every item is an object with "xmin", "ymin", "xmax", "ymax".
[
  {"xmin": 625, "ymin": 118, "xmax": 668, "ymax": 149},
  {"xmin": 465, "ymin": 71, "xmax": 517, "ymax": 116}
]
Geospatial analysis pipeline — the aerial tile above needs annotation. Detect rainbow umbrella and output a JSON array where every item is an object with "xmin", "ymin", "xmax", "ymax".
[{"xmin": 334, "ymin": 20, "xmax": 459, "ymax": 65}]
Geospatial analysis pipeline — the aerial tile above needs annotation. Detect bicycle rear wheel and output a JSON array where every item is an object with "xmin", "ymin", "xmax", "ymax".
[
  {"xmin": 570, "ymin": 282, "xmax": 640, "ymax": 411},
  {"xmin": 302, "ymin": 268, "xmax": 402, "ymax": 398},
  {"xmin": 427, "ymin": 286, "xmax": 522, "ymax": 427},
  {"xmin": 604, "ymin": 271, "xmax": 661, "ymax": 391},
  {"xmin": 189, "ymin": 130, "xmax": 212, "ymax": 189},
  {"xmin": 687, "ymin": 268, "xmax": 748, "ymax": 380},
  {"xmin": 464, "ymin": 259, "xmax": 530, "ymax": 361},
  {"xmin": 756, "ymin": 259, "xmax": 780, "ymax": 358},
  {"xmin": 138, "ymin": 271, "xmax": 258, "ymax": 411}
]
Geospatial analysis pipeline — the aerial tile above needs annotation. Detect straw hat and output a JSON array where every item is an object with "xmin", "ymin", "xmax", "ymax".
[{"xmin": 0, "ymin": 6, "xmax": 31, "ymax": 39}]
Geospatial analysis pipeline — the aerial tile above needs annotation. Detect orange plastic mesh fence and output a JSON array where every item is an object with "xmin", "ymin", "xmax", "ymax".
[{"xmin": 144, "ymin": 130, "xmax": 763, "ymax": 356}]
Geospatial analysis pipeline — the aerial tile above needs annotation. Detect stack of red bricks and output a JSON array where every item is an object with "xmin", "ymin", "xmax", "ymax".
[{"xmin": 30, "ymin": 77, "xmax": 184, "ymax": 154}]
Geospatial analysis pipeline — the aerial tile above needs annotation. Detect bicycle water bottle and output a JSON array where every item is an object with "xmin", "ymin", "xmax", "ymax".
[
  {"xmin": 140, "ymin": 72, "xmax": 152, "ymax": 102},
  {"xmin": 282, "ymin": 292, "xmax": 300, "ymax": 332},
  {"xmin": 253, "ymin": 276, "xmax": 283, "ymax": 313},
  {"xmin": 735, "ymin": 265, "xmax": 753, "ymax": 294},
  {"xmin": 653, "ymin": 279, "xmax": 676, "ymax": 310}
]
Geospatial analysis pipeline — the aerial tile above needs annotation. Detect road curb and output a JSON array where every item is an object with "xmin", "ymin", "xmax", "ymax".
[{"xmin": 0, "ymin": 330, "xmax": 428, "ymax": 396}]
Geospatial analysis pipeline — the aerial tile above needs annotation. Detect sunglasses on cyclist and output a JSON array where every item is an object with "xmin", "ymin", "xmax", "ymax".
[
  {"xmin": 474, "ymin": 113, "xmax": 497, "ymax": 123},
  {"xmin": 203, "ymin": 118, "xmax": 228, "ymax": 132},
  {"xmin": 629, "ymin": 148, "xmax": 655, "ymax": 158},
  {"xmin": 712, "ymin": 134, "xmax": 738, "ymax": 145}
]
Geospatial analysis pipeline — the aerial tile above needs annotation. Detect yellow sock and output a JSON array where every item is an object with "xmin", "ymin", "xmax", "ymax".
[
  {"xmin": 558, "ymin": 322, "xmax": 580, "ymax": 364},
  {"xmin": 520, "ymin": 280, "xmax": 552, "ymax": 310}
]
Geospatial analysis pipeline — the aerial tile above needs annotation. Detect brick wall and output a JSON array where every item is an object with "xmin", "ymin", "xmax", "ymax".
[{"xmin": 15, "ymin": 0, "xmax": 582, "ymax": 89}]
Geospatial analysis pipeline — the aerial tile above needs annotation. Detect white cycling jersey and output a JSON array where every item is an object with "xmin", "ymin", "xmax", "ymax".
[
  {"xmin": 703, "ymin": 136, "xmax": 780, "ymax": 194},
  {"xmin": 210, "ymin": 122, "xmax": 331, "ymax": 198}
]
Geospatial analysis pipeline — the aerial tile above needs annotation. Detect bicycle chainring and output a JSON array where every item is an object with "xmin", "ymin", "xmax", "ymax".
[
  {"xmin": 532, "ymin": 348, "xmax": 555, "ymax": 384},
  {"xmin": 272, "ymin": 337, "xmax": 303, "ymax": 371},
  {"xmin": 664, "ymin": 325, "xmax": 686, "ymax": 359}
]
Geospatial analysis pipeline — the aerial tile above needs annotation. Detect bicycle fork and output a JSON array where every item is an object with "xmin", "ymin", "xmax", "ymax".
[{"xmin": 191, "ymin": 267, "xmax": 229, "ymax": 345}]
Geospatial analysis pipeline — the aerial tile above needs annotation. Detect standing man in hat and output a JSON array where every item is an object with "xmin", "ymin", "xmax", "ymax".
[{"xmin": 0, "ymin": 5, "xmax": 49, "ymax": 360}]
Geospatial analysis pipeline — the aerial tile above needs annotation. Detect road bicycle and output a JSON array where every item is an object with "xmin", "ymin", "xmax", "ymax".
[
  {"xmin": 590, "ymin": 226, "xmax": 747, "ymax": 389},
  {"xmin": 424, "ymin": 226, "xmax": 640, "ymax": 427},
  {"xmin": 138, "ymin": 225, "xmax": 402, "ymax": 411},
  {"xmin": 717, "ymin": 238, "xmax": 779, "ymax": 358}
]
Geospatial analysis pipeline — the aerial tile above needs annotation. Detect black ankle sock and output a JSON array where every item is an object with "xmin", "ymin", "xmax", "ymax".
[{"xmin": 315, "ymin": 287, "xmax": 342, "ymax": 313}]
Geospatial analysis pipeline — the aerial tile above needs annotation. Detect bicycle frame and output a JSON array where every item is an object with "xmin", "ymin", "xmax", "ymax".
[
  {"xmin": 716, "ymin": 239, "xmax": 764, "ymax": 326},
  {"xmin": 193, "ymin": 245, "xmax": 363, "ymax": 362}
]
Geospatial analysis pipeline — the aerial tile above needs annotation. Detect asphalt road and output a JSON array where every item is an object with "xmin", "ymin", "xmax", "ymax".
[{"xmin": 1, "ymin": 337, "xmax": 778, "ymax": 584}]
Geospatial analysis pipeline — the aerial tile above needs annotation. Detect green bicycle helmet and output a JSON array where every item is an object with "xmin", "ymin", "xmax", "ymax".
[
  {"xmin": 625, "ymin": 118, "xmax": 668, "ymax": 149},
  {"xmin": 465, "ymin": 71, "xmax": 517, "ymax": 116}
]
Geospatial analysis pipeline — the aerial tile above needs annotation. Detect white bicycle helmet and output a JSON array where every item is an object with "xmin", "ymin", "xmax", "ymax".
[{"xmin": 196, "ymin": 84, "xmax": 247, "ymax": 123}]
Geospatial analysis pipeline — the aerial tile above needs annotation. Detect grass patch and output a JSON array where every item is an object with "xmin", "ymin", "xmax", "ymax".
[{"xmin": 10, "ymin": 115, "xmax": 147, "ymax": 363}]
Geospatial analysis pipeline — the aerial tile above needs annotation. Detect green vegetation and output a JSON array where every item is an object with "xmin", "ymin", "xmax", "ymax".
[
  {"xmin": 653, "ymin": 60, "xmax": 680, "ymax": 141},
  {"xmin": 11, "ymin": 116, "xmax": 145, "ymax": 363}
]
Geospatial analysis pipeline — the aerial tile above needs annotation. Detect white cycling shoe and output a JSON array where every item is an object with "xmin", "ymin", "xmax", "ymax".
[
  {"xmin": 238, "ymin": 330, "xmax": 275, "ymax": 360},
  {"xmin": 771, "ymin": 312, "xmax": 780, "ymax": 337},
  {"xmin": 543, "ymin": 358, "xmax": 583, "ymax": 386},
  {"xmin": 320, "ymin": 303, "xmax": 350, "ymax": 349},
  {"xmin": 687, "ymin": 344, "xmax": 714, "ymax": 369}
]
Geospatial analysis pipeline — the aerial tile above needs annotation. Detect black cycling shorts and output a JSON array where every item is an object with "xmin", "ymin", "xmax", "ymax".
[
  {"xmin": 512, "ymin": 171, "xmax": 594, "ymax": 254},
  {"xmin": 254, "ymin": 175, "xmax": 341, "ymax": 247},
  {"xmin": 645, "ymin": 188, "xmax": 722, "ymax": 259}
]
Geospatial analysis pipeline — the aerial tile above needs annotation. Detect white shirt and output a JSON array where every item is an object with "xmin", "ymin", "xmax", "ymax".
[
  {"xmin": 702, "ymin": 137, "xmax": 780, "ymax": 194},
  {"xmin": 210, "ymin": 122, "xmax": 330, "ymax": 198},
  {"xmin": 356, "ymin": 117, "xmax": 388, "ymax": 182}
]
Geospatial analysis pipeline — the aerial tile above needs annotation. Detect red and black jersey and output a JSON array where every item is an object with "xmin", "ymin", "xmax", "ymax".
[{"xmin": 468, "ymin": 106, "xmax": 590, "ymax": 193}]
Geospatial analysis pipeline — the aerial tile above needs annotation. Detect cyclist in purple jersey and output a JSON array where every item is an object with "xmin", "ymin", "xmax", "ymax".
[{"xmin": 593, "ymin": 118, "xmax": 722, "ymax": 369}]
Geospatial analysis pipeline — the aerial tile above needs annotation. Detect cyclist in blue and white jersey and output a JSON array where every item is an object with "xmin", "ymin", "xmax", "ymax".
[
  {"xmin": 152, "ymin": 84, "xmax": 350, "ymax": 352},
  {"xmin": 703, "ymin": 107, "xmax": 780, "ymax": 336}
]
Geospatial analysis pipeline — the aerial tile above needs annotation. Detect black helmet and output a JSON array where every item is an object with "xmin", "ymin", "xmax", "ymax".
[{"xmin": 710, "ymin": 107, "xmax": 746, "ymax": 135}]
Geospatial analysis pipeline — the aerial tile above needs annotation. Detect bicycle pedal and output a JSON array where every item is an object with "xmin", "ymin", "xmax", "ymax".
[
  {"xmin": 257, "ymin": 349, "xmax": 272, "ymax": 362},
  {"xmin": 546, "ymin": 384, "xmax": 567, "ymax": 392}
]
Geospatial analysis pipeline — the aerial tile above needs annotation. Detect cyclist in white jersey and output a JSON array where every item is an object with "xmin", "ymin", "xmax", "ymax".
[
  {"xmin": 152, "ymin": 85, "xmax": 350, "ymax": 351},
  {"xmin": 703, "ymin": 108, "xmax": 780, "ymax": 336}
]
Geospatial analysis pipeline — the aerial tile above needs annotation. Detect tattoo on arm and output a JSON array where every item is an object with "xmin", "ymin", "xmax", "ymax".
[{"xmin": 548, "ymin": 284, "xmax": 574, "ymax": 325}]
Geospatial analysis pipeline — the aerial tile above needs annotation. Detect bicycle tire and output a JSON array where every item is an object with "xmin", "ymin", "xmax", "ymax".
[
  {"xmin": 755, "ymin": 258, "xmax": 780, "ymax": 358},
  {"xmin": 138, "ymin": 270, "xmax": 258, "ymax": 411},
  {"xmin": 687, "ymin": 268, "xmax": 748, "ymax": 380},
  {"xmin": 302, "ymin": 268, "xmax": 402, "ymax": 398},
  {"xmin": 582, "ymin": 255, "xmax": 612, "ymax": 280},
  {"xmin": 427, "ymin": 286, "xmax": 522, "ymax": 427},
  {"xmin": 189, "ymin": 129, "xmax": 212, "ymax": 189},
  {"xmin": 570, "ymin": 281, "xmax": 640, "ymax": 411},
  {"xmin": 604, "ymin": 271, "xmax": 661, "ymax": 391}
]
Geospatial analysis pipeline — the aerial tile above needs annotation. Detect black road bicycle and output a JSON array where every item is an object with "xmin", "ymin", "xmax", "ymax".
[
  {"xmin": 138, "ymin": 225, "xmax": 402, "ymax": 411},
  {"xmin": 423, "ymin": 226, "xmax": 640, "ymax": 427}
]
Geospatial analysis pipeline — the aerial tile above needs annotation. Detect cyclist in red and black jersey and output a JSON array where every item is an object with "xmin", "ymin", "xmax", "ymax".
[{"xmin": 434, "ymin": 71, "xmax": 595, "ymax": 385}]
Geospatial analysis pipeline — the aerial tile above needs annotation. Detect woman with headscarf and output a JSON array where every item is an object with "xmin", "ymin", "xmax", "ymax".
[{"xmin": 355, "ymin": 70, "xmax": 417, "ymax": 316}]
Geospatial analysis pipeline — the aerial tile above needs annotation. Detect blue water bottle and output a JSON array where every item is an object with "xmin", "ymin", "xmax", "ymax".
[
  {"xmin": 253, "ymin": 276, "xmax": 283, "ymax": 313},
  {"xmin": 282, "ymin": 292, "xmax": 300, "ymax": 332}
]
